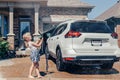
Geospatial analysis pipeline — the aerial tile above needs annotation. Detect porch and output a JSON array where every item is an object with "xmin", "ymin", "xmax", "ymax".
[{"xmin": 0, "ymin": 1, "xmax": 47, "ymax": 50}]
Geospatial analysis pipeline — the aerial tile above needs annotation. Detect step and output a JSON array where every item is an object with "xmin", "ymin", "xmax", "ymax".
[{"xmin": 16, "ymin": 48, "xmax": 31, "ymax": 56}]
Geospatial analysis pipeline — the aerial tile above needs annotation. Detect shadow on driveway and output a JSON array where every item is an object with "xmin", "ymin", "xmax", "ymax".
[
  {"xmin": 65, "ymin": 65, "xmax": 119, "ymax": 75},
  {"xmin": 40, "ymin": 71, "xmax": 54, "ymax": 76},
  {"xmin": 49, "ymin": 57, "xmax": 119, "ymax": 75}
]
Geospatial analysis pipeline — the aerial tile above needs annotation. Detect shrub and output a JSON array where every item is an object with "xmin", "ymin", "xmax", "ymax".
[{"xmin": 0, "ymin": 37, "xmax": 9, "ymax": 58}]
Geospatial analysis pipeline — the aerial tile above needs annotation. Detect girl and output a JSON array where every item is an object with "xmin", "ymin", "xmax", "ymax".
[{"xmin": 23, "ymin": 32, "xmax": 43, "ymax": 78}]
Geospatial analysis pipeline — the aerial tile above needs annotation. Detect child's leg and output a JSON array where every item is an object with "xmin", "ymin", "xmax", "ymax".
[
  {"xmin": 28, "ymin": 62, "xmax": 35, "ymax": 78},
  {"xmin": 35, "ymin": 62, "xmax": 42, "ymax": 78}
]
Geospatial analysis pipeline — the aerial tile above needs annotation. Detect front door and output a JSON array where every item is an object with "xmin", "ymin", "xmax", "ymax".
[{"xmin": 19, "ymin": 21, "xmax": 30, "ymax": 49}]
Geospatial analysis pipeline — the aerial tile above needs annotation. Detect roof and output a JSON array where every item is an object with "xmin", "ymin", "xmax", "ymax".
[
  {"xmin": 47, "ymin": 0, "xmax": 94, "ymax": 8},
  {"xmin": 96, "ymin": 1, "xmax": 120, "ymax": 20},
  {"xmin": 0, "ymin": 0, "xmax": 47, "ymax": 2},
  {"xmin": 0, "ymin": 0, "xmax": 94, "ymax": 8}
]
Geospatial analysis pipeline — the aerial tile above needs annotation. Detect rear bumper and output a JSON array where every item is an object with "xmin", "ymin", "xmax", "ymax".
[
  {"xmin": 62, "ymin": 48, "xmax": 120, "ymax": 58},
  {"xmin": 63, "ymin": 56, "xmax": 120, "ymax": 65}
]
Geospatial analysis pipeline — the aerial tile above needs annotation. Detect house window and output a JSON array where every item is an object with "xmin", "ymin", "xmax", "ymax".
[{"xmin": 0, "ymin": 15, "xmax": 8, "ymax": 37}]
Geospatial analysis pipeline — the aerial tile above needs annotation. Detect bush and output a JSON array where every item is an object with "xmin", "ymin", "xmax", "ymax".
[{"xmin": 0, "ymin": 37, "xmax": 9, "ymax": 59}]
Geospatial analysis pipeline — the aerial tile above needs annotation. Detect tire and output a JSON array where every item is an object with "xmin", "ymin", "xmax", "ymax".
[
  {"xmin": 56, "ymin": 48, "xmax": 66, "ymax": 71},
  {"xmin": 100, "ymin": 63, "xmax": 113, "ymax": 69}
]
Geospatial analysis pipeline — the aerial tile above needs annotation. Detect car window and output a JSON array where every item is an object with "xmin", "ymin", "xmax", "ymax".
[
  {"xmin": 51, "ymin": 24, "xmax": 67, "ymax": 36},
  {"xmin": 71, "ymin": 21, "xmax": 112, "ymax": 33},
  {"xmin": 56, "ymin": 24, "xmax": 67, "ymax": 35},
  {"xmin": 51, "ymin": 26, "xmax": 61, "ymax": 36}
]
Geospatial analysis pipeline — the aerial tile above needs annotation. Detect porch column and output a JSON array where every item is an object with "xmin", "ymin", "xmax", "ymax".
[
  {"xmin": 7, "ymin": 5, "xmax": 15, "ymax": 50},
  {"xmin": 116, "ymin": 25, "xmax": 120, "ymax": 47},
  {"xmin": 33, "ymin": 4, "xmax": 40, "ymax": 41}
]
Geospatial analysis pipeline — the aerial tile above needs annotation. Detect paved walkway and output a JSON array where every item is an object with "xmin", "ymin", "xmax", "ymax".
[
  {"xmin": 0, "ymin": 73, "xmax": 5, "ymax": 80},
  {"xmin": 0, "ymin": 59, "xmax": 14, "ymax": 67},
  {"xmin": 0, "ymin": 59, "xmax": 13, "ymax": 80}
]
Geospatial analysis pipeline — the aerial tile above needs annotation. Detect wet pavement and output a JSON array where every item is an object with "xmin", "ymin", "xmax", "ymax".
[{"xmin": 0, "ymin": 55, "xmax": 120, "ymax": 80}]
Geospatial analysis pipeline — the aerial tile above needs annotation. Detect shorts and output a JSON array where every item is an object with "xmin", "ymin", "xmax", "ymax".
[{"xmin": 30, "ymin": 49, "xmax": 40, "ymax": 62}]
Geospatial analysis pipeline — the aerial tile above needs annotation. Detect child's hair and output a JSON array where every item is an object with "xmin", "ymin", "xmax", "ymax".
[
  {"xmin": 23, "ymin": 32, "xmax": 31, "ymax": 48},
  {"xmin": 23, "ymin": 32, "xmax": 31, "ymax": 41}
]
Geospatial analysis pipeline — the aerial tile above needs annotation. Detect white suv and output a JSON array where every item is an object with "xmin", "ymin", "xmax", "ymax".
[{"xmin": 46, "ymin": 20, "xmax": 120, "ymax": 71}]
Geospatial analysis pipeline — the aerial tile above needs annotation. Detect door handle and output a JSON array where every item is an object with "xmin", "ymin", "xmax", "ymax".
[{"xmin": 57, "ymin": 37, "xmax": 59, "ymax": 39}]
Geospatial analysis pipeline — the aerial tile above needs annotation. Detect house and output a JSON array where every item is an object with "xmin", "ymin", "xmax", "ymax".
[
  {"xmin": 0, "ymin": 0, "xmax": 94, "ymax": 50},
  {"xmin": 96, "ymin": 0, "xmax": 120, "ymax": 47},
  {"xmin": 96, "ymin": 0, "xmax": 120, "ymax": 32}
]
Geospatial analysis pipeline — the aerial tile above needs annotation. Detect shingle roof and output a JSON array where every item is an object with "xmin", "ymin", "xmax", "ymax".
[
  {"xmin": 0, "ymin": 0, "xmax": 47, "ymax": 2},
  {"xmin": 0, "ymin": 0, "xmax": 94, "ymax": 8},
  {"xmin": 96, "ymin": 1, "xmax": 120, "ymax": 20},
  {"xmin": 47, "ymin": 0, "xmax": 94, "ymax": 8}
]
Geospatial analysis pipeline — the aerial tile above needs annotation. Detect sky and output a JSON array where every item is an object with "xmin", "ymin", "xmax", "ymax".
[{"xmin": 81, "ymin": 0, "xmax": 118, "ymax": 19}]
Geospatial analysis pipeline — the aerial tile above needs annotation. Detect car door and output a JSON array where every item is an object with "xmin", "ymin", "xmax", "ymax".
[
  {"xmin": 52, "ymin": 24, "xmax": 68, "ymax": 54},
  {"xmin": 47, "ymin": 27, "xmax": 58, "ymax": 53}
]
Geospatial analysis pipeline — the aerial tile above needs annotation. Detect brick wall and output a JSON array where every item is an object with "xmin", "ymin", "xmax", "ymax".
[
  {"xmin": 39, "ymin": 7, "xmax": 89, "ymax": 17},
  {"xmin": 39, "ymin": 7, "xmax": 89, "ymax": 31}
]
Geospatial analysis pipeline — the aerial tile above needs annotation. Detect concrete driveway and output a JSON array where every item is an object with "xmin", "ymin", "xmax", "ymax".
[{"xmin": 0, "ymin": 55, "xmax": 120, "ymax": 80}]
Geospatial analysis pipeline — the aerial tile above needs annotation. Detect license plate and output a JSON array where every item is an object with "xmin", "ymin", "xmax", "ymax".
[{"xmin": 91, "ymin": 40, "xmax": 102, "ymax": 46}]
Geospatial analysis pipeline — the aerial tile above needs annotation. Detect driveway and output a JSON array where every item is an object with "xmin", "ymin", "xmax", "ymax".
[
  {"xmin": 0, "ymin": 55, "xmax": 120, "ymax": 80},
  {"xmin": 0, "ymin": 59, "xmax": 14, "ymax": 80}
]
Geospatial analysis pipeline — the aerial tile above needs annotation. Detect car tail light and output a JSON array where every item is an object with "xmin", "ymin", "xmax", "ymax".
[
  {"xmin": 65, "ymin": 31, "xmax": 81, "ymax": 38},
  {"xmin": 64, "ymin": 57, "xmax": 74, "ymax": 61},
  {"xmin": 111, "ymin": 32, "xmax": 118, "ymax": 39}
]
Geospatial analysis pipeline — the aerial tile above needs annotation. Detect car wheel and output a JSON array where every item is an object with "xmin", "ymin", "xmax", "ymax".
[
  {"xmin": 56, "ymin": 49, "xmax": 66, "ymax": 71},
  {"xmin": 100, "ymin": 63, "xmax": 113, "ymax": 69}
]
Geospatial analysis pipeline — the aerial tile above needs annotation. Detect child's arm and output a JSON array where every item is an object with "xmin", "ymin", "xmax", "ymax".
[
  {"xmin": 36, "ymin": 39, "xmax": 42, "ymax": 44},
  {"xmin": 32, "ymin": 38, "xmax": 43, "ymax": 47}
]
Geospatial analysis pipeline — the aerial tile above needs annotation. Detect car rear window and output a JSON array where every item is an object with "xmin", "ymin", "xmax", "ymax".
[{"xmin": 71, "ymin": 21, "xmax": 112, "ymax": 33}]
